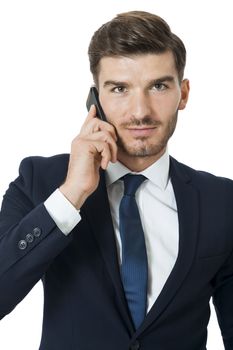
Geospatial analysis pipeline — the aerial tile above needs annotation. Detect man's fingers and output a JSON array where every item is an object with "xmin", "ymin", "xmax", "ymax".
[
  {"xmin": 86, "ymin": 104, "xmax": 97, "ymax": 121},
  {"xmin": 80, "ymin": 112, "xmax": 117, "ymax": 142},
  {"xmin": 87, "ymin": 131, "xmax": 118, "ymax": 163},
  {"xmin": 91, "ymin": 141, "xmax": 112, "ymax": 170}
]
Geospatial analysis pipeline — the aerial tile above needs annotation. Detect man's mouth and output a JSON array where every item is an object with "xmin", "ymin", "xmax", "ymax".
[{"xmin": 126, "ymin": 127, "xmax": 157, "ymax": 137}]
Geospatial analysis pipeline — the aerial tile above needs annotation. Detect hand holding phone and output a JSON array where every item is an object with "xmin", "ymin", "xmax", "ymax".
[{"xmin": 59, "ymin": 87, "xmax": 117, "ymax": 209}]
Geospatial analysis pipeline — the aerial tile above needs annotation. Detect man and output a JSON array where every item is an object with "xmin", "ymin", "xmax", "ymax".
[{"xmin": 0, "ymin": 10, "xmax": 233, "ymax": 350}]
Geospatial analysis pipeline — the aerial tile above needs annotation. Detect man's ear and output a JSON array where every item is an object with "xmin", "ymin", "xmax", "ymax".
[{"xmin": 178, "ymin": 79, "xmax": 190, "ymax": 110}]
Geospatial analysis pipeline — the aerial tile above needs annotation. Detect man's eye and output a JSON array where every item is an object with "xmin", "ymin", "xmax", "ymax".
[
  {"xmin": 112, "ymin": 86, "xmax": 127, "ymax": 93},
  {"xmin": 152, "ymin": 83, "xmax": 167, "ymax": 91}
]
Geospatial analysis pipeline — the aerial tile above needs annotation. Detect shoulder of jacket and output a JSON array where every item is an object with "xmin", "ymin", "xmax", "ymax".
[
  {"xmin": 170, "ymin": 156, "xmax": 233, "ymax": 188},
  {"xmin": 19, "ymin": 153, "xmax": 69, "ymax": 170}
]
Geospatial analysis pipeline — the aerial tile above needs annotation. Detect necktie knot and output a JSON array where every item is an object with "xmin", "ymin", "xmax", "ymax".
[{"xmin": 122, "ymin": 174, "xmax": 147, "ymax": 196}]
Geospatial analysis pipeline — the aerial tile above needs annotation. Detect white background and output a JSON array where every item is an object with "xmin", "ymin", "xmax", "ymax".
[{"xmin": 0, "ymin": 0, "xmax": 233, "ymax": 349}]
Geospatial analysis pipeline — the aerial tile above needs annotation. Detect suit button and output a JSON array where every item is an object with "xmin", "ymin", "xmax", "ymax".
[
  {"xmin": 33, "ymin": 227, "xmax": 41, "ymax": 237},
  {"xmin": 26, "ymin": 233, "xmax": 34, "ymax": 243},
  {"xmin": 130, "ymin": 340, "xmax": 140, "ymax": 350},
  {"xmin": 18, "ymin": 240, "xmax": 27, "ymax": 250}
]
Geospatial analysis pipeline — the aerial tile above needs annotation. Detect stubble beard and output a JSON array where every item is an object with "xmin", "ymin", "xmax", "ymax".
[{"xmin": 116, "ymin": 112, "xmax": 178, "ymax": 158}]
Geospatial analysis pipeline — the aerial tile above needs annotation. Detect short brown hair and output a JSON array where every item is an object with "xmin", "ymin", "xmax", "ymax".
[
  {"xmin": 88, "ymin": 11, "xmax": 186, "ymax": 83},
  {"xmin": 88, "ymin": 11, "xmax": 186, "ymax": 84}
]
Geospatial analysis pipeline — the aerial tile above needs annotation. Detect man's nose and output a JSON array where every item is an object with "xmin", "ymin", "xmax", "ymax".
[{"xmin": 128, "ymin": 91, "xmax": 152, "ymax": 120}]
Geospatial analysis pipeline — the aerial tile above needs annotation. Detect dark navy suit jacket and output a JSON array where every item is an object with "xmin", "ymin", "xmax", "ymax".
[{"xmin": 1, "ymin": 154, "xmax": 233, "ymax": 350}]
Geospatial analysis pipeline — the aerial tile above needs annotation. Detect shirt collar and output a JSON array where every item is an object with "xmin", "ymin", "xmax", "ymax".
[{"xmin": 105, "ymin": 148, "xmax": 170, "ymax": 190}]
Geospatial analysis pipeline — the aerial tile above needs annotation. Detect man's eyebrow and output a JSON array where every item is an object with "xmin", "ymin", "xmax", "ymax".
[
  {"xmin": 151, "ymin": 75, "xmax": 175, "ymax": 83},
  {"xmin": 103, "ymin": 80, "xmax": 128, "ymax": 87},
  {"xmin": 103, "ymin": 76, "xmax": 175, "ymax": 88}
]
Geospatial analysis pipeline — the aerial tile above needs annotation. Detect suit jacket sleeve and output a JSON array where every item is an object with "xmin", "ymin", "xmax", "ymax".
[
  {"xmin": 0, "ymin": 156, "xmax": 73, "ymax": 319},
  {"xmin": 212, "ymin": 180, "xmax": 233, "ymax": 350}
]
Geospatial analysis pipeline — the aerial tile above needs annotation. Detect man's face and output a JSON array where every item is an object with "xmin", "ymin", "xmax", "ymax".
[{"xmin": 98, "ymin": 52, "xmax": 189, "ymax": 168}]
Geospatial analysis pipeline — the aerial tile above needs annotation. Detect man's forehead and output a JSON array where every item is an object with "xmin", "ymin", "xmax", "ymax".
[{"xmin": 98, "ymin": 52, "xmax": 178, "ymax": 82}]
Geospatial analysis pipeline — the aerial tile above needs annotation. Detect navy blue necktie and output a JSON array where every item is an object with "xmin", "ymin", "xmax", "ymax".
[{"xmin": 119, "ymin": 174, "xmax": 148, "ymax": 329}]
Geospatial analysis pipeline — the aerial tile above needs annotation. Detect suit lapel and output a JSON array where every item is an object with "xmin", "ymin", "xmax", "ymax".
[
  {"xmin": 134, "ymin": 157, "xmax": 200, "ymax": 336},
  {"xmin": 81, "ymin": 170, "xmax": 135, "ymax": 334}
]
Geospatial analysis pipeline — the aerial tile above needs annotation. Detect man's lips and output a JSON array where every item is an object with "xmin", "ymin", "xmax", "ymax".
[{"xmin": 126, "ymin": 127, "xmax": 157, "ymax": 137}]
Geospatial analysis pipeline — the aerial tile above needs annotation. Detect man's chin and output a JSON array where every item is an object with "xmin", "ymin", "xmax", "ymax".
[{"xmin": 118, "ymin": 141, "xmax": 166, "ymax": 158}]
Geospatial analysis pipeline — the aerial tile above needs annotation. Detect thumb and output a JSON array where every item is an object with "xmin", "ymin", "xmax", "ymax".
[{"xmin": 85, "ymin": 104, "xmax": 97, "ymax": 122}]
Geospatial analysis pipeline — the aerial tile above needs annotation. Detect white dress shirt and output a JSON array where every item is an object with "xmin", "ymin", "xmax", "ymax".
[{"xmin": 44, "ymin": 149, "xmax": 179, "ymax": 313}]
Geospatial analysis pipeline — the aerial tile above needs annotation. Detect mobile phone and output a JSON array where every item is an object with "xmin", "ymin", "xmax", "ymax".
[{"xmin": 86, "ymin": 86, "xmax": 107, "ymax": 122}]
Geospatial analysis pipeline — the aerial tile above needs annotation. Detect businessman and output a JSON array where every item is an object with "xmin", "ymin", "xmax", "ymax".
[{"xmin": 1, "ymin": 10, "xmax": 233, "ymax": 350}]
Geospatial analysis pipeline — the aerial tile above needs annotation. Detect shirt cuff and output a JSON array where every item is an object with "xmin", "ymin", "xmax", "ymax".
[{"xmin": 44, "ymin": 188, "xmax": 81, "ymax": 236}]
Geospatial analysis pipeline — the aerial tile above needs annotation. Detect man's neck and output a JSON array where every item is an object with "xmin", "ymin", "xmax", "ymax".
[{"xmin": 117, "ymin": 148, "xmax": 166, "ymax": 172}]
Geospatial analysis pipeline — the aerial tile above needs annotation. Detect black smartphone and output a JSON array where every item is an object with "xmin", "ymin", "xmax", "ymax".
[{"xmin": 86, "ymin": 86, "xmax": 107, "ymax": 122}]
